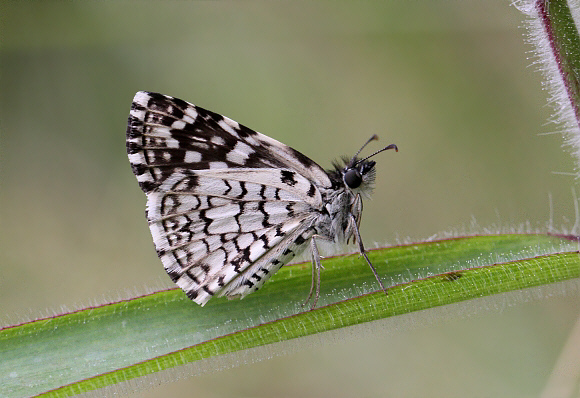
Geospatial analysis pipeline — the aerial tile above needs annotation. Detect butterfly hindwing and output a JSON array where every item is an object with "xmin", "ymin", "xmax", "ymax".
[{"xmin": 145, "ymin": 171, "xmax": 318, "ymax": 305}]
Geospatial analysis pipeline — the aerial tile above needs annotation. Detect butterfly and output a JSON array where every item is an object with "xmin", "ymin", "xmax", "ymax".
[{"xmin": 126, "ymin": 91, "xmax": 397, "ymax": 309}]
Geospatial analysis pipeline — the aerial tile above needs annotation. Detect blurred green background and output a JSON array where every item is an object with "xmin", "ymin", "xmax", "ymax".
[{"xmin": 2, "ymin": 2, "xmax": 579, "ymax": 397}]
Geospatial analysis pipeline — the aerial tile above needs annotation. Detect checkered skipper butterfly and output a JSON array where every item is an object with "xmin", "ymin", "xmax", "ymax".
[{"xmin": 127, "ymin": 92, "xmax": 397, "ymax": 309}]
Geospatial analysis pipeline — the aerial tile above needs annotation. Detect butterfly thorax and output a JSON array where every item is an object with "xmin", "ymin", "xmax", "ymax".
[
  {"xmin": 315, "ymin": 188, "xmax": 359, "ymax": 244},
  {"xmin": 315, "ymin": 158, "xmax": 376, "ymax": 244}
]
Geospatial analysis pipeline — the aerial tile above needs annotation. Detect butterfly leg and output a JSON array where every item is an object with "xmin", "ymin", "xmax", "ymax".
[
  {"xmin": 348, "ymin": 214, "xmax": 388, "ymax": 296},
  {"xmin": 302, "ymin": 235, "xmax": 323, "ymax": 310}
]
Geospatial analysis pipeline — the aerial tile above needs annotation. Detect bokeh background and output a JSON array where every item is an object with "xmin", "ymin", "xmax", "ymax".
[{"xmin": 2, "ymin": 2, "xmax": 580, "ymax": 397}]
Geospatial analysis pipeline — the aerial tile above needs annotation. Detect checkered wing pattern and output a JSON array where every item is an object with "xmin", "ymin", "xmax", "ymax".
[{"xmin": 127, "ymin": 92, "xmax": 333, "ymax": 305}]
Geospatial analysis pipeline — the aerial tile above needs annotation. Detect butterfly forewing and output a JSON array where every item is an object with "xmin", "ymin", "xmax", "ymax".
[
  {"xmin": 127, "ymin": 91, "xmax": 331, "ymax": 305},
  {"xmin": 127, "ymin": 91, "xmax": 332, "ymax": 192}
]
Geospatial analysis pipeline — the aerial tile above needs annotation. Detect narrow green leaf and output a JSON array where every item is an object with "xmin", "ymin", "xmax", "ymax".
[{"xmin": 1, "ymin": 234, "xmax": 578, "ymax": 397}]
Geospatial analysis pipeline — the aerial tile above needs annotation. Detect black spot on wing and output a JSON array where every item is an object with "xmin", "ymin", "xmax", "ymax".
[
  {"xmin": 294, "ymin": 235, "xmax": 307, "ymax": 245},
  {"xmin": 146, "ymin": 92, "xmax": 170, "ymax": 110},
  {"xmin": 170, "ymin": 97, "xmax": 190, "ymax": 113},
  {"xmin": 258, "ymin": 201, "xmax": 271, "ymax": 228},
  {"xmin": 171, "ymin": 174, "xmax": 199, "ymax": 192},
  {"xmin": 201, "ymin": 239, "xmax": 210, "ymax": 253},
  {"xmin": 167, "ymin": 268, "xmax": 181, "ymax": 282},
  {"xmin": 200, "ymin": 263, "xmax": 210, "ymax": 273},
  {"xmin": 199, "ymin": 209, "xmax": 211, "ymax": 234},
  {"xmin": 186, "ymin": 270, "xmax": 200, "ymax": 284},
  {"xmin": 236, "ymin": 123, "xmax": 259, "ymax": 138},
  {"xmin": 126, "ymin": 116, "xmax": 143, "ymax": 140},
  {"xmin": 280, "ymin": 170, "xmax": 297, "ymax": 186},
  {"xmin": 259, "ymin": 234, "xmax": 269, "ymax": 248},
  {"xmin": 131, "ymin": 162, "xmax": 148, "ymax": 177},
  {"xmin": 237, "ymin": 181, "xmax": 248, "ymax": 199},
  {"xmin": 139, "ymin": 180, "xmax": 157, "ymax": 193},
  {"xmin": 232, "ymin": 247, "xmax": 252, "ymax": 272},
  {"xmin": 234, "ymin": 201, "xmax": 244, "ymax": 233},
  {"xmin": 131, "ymin": 101, "xmax": 146, "ymax": 112},
  {"xmin": 224, "ymin": 180, "xmax": 232, "ymax": 195},
  {"xmin": 307, "ymin": 183, "xmax": 316, "ymax": 198},
  {"xmin": 126, "ymin": 140, "xmax": 141, "ymax": 155}
]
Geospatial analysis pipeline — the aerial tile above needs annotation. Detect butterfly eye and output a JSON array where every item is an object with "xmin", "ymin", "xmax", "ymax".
[{"xmin": 344, "ymin": 168, "xmax": 362, "ymax": 189}]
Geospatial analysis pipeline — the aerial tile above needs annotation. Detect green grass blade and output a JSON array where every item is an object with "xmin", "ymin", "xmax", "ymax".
[{"xmin": 1, "ymin": 234, "xmax": 579, "ymax": 397}]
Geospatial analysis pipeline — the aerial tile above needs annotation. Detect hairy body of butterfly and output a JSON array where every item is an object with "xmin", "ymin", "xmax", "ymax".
[{"xmin": 127, "ymin": 91, "xmax": 397, "ymax": 309}]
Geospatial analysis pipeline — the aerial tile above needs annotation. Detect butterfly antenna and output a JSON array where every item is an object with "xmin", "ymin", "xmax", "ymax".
[
  {"xmin": 355, "ymin": 143, "xmax": 398, "ymax": 165},
  {"xmin": 350, "ymin": 134, "xmax": 379, "ymax": 165}
]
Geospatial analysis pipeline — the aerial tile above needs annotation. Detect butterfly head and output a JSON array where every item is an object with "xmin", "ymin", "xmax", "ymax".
[
  {"xmin": 343, "ymin": 159, "xmax": 376, "ymax": 192},
  {"xmin": 339, "ymin": 135, "xmax": 398, "ymax": 197}
]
